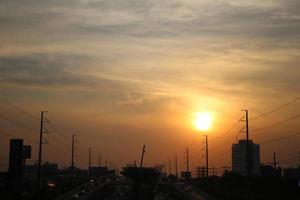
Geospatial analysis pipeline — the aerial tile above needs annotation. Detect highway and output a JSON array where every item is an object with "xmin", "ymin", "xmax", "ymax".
[
  {"xmin": 158, "ymin": 182, "xmax": 216, "ymax": 200},
  {"xmin": 55, "ymin": 179, "xmax": 216, "ymax": 200},
  {"xmin": 55, "ymin": 179, "xmax": 114, "ymax": 200}
]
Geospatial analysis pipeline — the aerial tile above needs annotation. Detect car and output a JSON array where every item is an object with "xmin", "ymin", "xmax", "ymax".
[{"xmin": 184, "ymin": 185, "xmax": 193, "ymax": 192}]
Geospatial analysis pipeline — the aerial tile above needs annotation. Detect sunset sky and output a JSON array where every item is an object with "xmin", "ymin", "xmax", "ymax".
[{"xmin": 0, "ymin": 0, "xmax": 300, "ymax": 173}]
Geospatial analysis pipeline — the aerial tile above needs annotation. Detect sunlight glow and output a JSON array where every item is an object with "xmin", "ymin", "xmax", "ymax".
[{"xmin": 194, "ymin": 112, "xmax": 213, "ymax": 131}]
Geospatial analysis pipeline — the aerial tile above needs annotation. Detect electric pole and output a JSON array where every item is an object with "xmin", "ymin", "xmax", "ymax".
[
  {"xmin": 88, "ymin": 147, "xmax": 91, "ymax": 179},
  {"xmin": 175, "ymin": 154, "xmax": 178, "ymax": 178},
  {"xmin": 272, "ymin": 152, "xmax": 280, "ymax": 169},
  {"xmin": 242, "ymin": 110, "xmax": 251, "ymax": 177},
  {"xmin": 186, "ymin": 147, "xmax": 189, "ymax": 172},
  {"xmin": 71, "ymin": 135, "xmax": 76, "ymax": 181},
  {"xmin": 37, "ymin": 111, "xmax": 47, "ymax": 192},
  {"xmin": 204, "ymin": 135, "xmax": 209, "ymax": 177},
  {"xmin": 169, "ymin": 159, "xmax": 172, "ymax": 175},
  {"xmin": 98, "ymin": 154, "xmax": 101, "ymax": 167}
]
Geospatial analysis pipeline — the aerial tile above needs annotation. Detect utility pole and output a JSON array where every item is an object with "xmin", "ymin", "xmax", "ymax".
[
  {"xmin": 271, "ymin": 152, "xmax": 280, "ymax": 169},
  {"xmin": 88, "ymin": 147, "xmax": 91, "ymax": 179},
  {"xmin": 98, "ymin": 154, "xmax": 101, "ymax": 167},
  {"xmin": 37, "ymin": 111, "xmax": 47, "ymax": 192},
  {"xmin": 71, "ymin": 135, "xmax": 76, "ymax": 181},
  {"xmin": 169, "ymin": 159, "xmax": 172, "ymax": 175},
  {"xmin": 273, "ymin": 152, "xmax": 277, "ymax": 169},
  {"xmin": 211, "ymin": 166, "xmax": 217, "ymax": 176},
  {"xmin": 186, "ymin": 147, "xmax": 189, "ymax": 172},
  {"xmin": 175, "ymin": 154, "xmax": 178, "ymax": 178},
  {"xmin": 204, "ymin": 135, "xmax": 209, "ymax": 177},
  {"xmin": 140, "ymin": 145, "xmax": 146, "ymax": 168},
  {"xmin": 242, "ymin": 110, "xmax": 251, "ymax": 177}
]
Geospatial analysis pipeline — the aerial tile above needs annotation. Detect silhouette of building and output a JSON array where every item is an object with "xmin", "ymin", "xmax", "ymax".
[
  {"xmin": 6, "ymin": 139, "xmax": 31, "ymax": 196},
  {"xmin": 232, "ymin": 140, "xmax": 261, "ymax": 176},
  {"xmin": 90, "ymin": 166, "xmax": 115, "ymax": 178},
  {"xmin": 283, "ymin": 167, "xmax": 300, "ymax": 180},
  {"xmin": 195, "ymin": 166, "xmax": 206, "ymax": 178},
  {"xmin": 25, "ymin": 162, "xmax": 57, "ymax": 176},
  {"xmin": 261, "ymin": 164, "xmax": 281, "ymax": 177},
  {"xmin": 181, "ymin": 171, "xmax": 191, "ymax": 179},
  {"xmin": 9, "ymin": 139, "xmax": 24, "ymax": 181}
]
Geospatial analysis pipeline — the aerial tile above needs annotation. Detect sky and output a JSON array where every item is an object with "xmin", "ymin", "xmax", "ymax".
[{"xmin": 0, "ymin": 0, "xmax": 300, "ymax": 173}]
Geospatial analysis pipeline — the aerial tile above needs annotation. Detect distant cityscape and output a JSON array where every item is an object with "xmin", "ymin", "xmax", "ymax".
[{"xmin": 0, "ymin": 135, "xmax": 299, "ymax": 199}]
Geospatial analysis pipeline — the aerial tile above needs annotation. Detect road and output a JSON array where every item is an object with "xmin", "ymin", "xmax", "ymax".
[
  {"xmin": 55, "ymin": 179, "xmax": 216, "ymax": 200},
  {"xmin": 160, "ymin": 182, "xmax": 217, "ymax": 200}
]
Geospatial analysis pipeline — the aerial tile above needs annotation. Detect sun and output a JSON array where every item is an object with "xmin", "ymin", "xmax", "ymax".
[{"xmin": 194, "ymin": 112, "xmax": 213, "ymax": 131}]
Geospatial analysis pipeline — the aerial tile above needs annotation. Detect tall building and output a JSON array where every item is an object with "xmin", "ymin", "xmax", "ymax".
[
  {"xmin": 9, "ymin": 139, "xmax": 24, "ymax": 181},
  {"xmin": 232, "ymin": 139, "xmax": 261, "ymax": 176}
]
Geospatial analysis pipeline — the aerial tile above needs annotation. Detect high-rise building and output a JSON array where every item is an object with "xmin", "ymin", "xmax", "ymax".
[
  {"xmin": 232, "ymin": 139, "xmax": 261, "ymax": 176},
  {"xmin": 9, "ymin": 139, "xmax": 24, "ymax": 180}
]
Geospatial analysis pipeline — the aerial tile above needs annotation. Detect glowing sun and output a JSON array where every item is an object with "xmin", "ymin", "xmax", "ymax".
[{"xmin": 194, "ymin": 112, "xmax": 213, "ymax": 131}]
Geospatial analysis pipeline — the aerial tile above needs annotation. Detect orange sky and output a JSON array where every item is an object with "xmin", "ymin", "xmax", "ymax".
[{"xmin": 0, "ymin": 0, "xmax": 300, "ymax": 173}]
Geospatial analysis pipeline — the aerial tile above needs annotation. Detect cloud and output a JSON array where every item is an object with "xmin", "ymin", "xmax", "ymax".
[
  {"xmin": 0, "ymin": 0, "xmax": 299, "ymax": 40},
  {"xmin": 0, "ymin": 0, "xmax": 299, "ymax": 110},
  {"xmin": 0, "ymin": 54, "xmax": 125, "ymax": 90}
]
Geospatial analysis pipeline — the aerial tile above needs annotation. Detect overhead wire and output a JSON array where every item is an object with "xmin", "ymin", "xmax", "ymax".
[
  {"xmin": 250, "ymin": 97, "xmax": 300, "ymax": 120},
  {"xmin": 46, "ymin": 132, "xmax": 71, "ymax": 150},
  {"xmin": 0, "ymin": 114, "xmax": 38, "ymax": 133},
  {"xmin": 0, "ymin": 99, "xmax": 88, "ymax": 169},
  {"xmin": 258, "ymin": 132, "xmax": 300, "ymax": 144},
  {"xmin": 0, "ymin": 97, "xmax": 39, "ymax": 121},
  {"xmin": 46, "ymin": 118, "xmax": 71, "ymax": 141},
  {"xmin": 280, "ymin": 155, "xmax": 299, "ymax": 164},
  {"xmin": 0, "ymin": 129, "xmax": 14, "ymax": 138},
  {"xmin": 252, "ymin": 113, "xmax": 300, "ymax": 133}
]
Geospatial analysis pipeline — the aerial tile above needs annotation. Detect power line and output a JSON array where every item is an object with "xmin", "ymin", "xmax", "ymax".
[
  {"xmin": 47, "ymin": 141, "xmax": 69, "ymax": 155},
  {"xmin": 0, "ymin": 129, "xmax": 14, "ymax": 137},
  {"xmin": 209, "ymin": 119, "xmax": 241, "ymax": 145},
  {"xmin": 0, "ymin": 114, "xmax": 38, "ymax": 133},
  {"xmin": 280, "ymin": 155, "xmax": 299, "ymax": 164},
  {"xmin": 212, "ymin": 148, "xmax": 231, "ymax": 159},
  {"xmin": 46, "ymin": 119, "xmax": 70, "ymax": 141},
  {"xmin": 46, "ymin": 133, "xmax": 71, "ymax": 151},
  {"xmin": 251, "ymin": 97, "xmax": 300, "ymax": 120},
  {"xmin": 252, "ymin": 113, "xmax": 300, "ymax": 133},
  {"xmin": 210, "ymin": 132, "xmax": 238, "ymax": 151},
  {"xmin": 0, "ymin": 97, "xmax": 39, "ymax": 121},
  {"xmin": 258, "ymin": 132, "xmax": 300, "ymax": 144},
  {"xmin": 0, "ymin": 128, "xmax": 37, "ymax": 144},
  {"xmin": 0, "ymin": 99, "xmax": 72, "ymax": 149}
]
